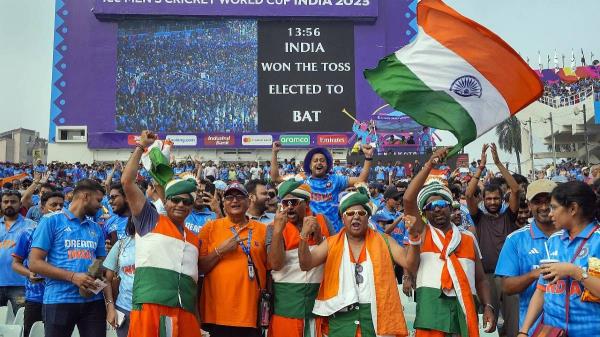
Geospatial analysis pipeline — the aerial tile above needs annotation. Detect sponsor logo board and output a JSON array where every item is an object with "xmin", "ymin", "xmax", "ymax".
[
  {"xmin": 203, "ymin": 134, "xmax": 235, "ymax": 146},
  {"xmin": 279, "ymin": 135, "xmax": 311, "ymax": 146},
  {"xmin": 127, "ymin": 135, "xmax": 140, "ymax": 146},
  {"xmin": 242, "ymin": 135, "xmax": 273, "ymax": 146},
  {"xmin": 166, "ymin": 135, "xmax": 197, "ymax": 146},
  {"xmin": 316, "ymin": 134, "xmax": 348, "ymax": 146}
]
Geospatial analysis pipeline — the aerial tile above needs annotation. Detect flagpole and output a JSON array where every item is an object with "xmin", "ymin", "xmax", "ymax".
[{"xmin": 341, "ymin": 108, "xmax": 358, "ymax": 123}]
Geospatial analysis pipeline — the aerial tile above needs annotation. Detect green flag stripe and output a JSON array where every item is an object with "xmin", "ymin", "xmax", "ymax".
[
  {"xmin": 273, "ymin": 282, "xmax": 320, "ymax": 319},
  {"xmin": 364, "ymin": 54, "xmax": 477, "ymax": 156},
  {"xmin": 414, "ymin": 286, "xmax": 471, "ymax": 337},
  {"xmin": 133, "ymin": 266, "xmax": 197, "ymax": 313}
]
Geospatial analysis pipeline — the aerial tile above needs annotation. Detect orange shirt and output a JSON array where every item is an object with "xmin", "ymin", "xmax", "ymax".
[{"xmin": 198, "ymin": 217, "xmax": 267, "ymax": 328}]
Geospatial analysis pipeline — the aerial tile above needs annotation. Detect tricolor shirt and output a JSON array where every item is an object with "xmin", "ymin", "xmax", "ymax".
[
  {"xmin": 305, "ymin": 174, "xmax": 348, "ymax": 233},
  {"xmin": 132, "ymin": 201, "xmax": 200, "ymax": 313},
  {"xmin": 31, "ymin": 209, "xmax": 106, "ymax": 304}
]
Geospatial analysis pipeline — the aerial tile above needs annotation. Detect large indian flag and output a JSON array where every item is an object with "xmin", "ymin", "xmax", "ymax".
[{"xmin": 364, "ymin": 0, "xmax": 543, "ymax": 155}]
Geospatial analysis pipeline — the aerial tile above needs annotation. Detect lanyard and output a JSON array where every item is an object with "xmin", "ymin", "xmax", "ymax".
[{"xmin": 230, "ymin": 227, "xmax": 255, "ymax": 280}]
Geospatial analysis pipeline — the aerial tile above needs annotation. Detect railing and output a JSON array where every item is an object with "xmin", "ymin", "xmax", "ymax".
[{"xmin": 538, "ymin": 85, "xmax": 595, "ymax": 108}]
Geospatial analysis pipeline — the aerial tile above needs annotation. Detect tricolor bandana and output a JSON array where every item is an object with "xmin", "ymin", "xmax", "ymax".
[
  {"xmin": 277, "ymin": 178, "xmax": 311, "ymax": 200},
  {"xmin": 165, "ymin": 178, "xmax": 197, "ymax": 199},
  {"xmin": 416, "ymin": 180, "xmax": 454, "ymax": 213},
  {"xmin": 338, "ymin": 186, "xmax": 373, "ymax": 216}
]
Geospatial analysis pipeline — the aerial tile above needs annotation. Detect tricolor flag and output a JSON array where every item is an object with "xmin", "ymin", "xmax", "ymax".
[{"xmin": 364, "ymin": 0, "xmax": 542, "ymax": 156}]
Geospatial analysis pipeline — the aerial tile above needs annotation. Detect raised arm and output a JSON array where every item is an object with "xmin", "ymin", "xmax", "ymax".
[
  {"xmin": 348, "ymin": 144, "xmax": 374, "ymax": 186},
  {"xmin": 403, "ymin": 148, "xmax": 449, "ymax": 225},
  {"xmin": 298, "ymin": 217, "xmax": 328, "ymax": 271},
  {"xmin": 104, "ymin": 160, "xmax": 121, "ymax": 192},
  {"xmin": 466, "ymin": 144, "xmax": 488, "ymax": 216},
  {"xmin": 490, "ymin": 143, "xmax": 521, "ymax": 213},
  {"xmin": 270, "ymin": 141, "xmax": 283, "ymax": 183},
  {"xmin": 122, "ymin": 131, "xmax": 155, "ymax": 217},
  {"xmin": 267, "ymin": 208, "xmax": 287, "ymax": 271},
  {"xmin": 21, "ymin": 172, "xmax": 42, "ymax": 210}
]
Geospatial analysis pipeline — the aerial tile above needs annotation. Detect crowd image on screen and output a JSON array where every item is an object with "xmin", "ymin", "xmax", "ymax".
[{"xmin": 115, "ymin": 19, "xmax": 258, "ymax": 134}]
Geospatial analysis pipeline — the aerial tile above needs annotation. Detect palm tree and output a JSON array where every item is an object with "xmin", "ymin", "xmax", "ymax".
[{"xmin": 495, "ymin": 116, "xmax": 522, "ymax": 174}]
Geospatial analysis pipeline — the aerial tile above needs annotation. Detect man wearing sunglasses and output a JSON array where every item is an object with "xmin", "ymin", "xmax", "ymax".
[
  {"xmin": 270, "ymin": 142, "xmax": 374, "ymax": 234},
  {"xmin": 104, "ymin": 183, "xmax": 131, "ymax": 242},
  {"xmin": 266, "ymin": 179, "xmax": 333, "ymax": 337},
  {"xmin": 120, "ymin": 131, "xmax": 202, "ymax": 337},
  {"xmin": 298, "ymin": 187, "xmax": 419, "ymax": 337},
  {"xmin": 403, "ymin": 147, "xmax": 496, "ymax": 337},
  {"xmin": 198, "ymin": 183, "xmax": 268, "ymax": 337}
]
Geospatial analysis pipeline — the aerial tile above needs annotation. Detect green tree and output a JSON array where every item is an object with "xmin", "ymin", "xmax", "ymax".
[{"xmin": 495, "ymin": 116, "xmax": 522, "ymax": 174}]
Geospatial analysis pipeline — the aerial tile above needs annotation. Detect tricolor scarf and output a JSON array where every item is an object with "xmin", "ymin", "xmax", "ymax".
[
  {"xmin": 428, "ymin": 224, "xmax": 479, "ymax": 337},
  {"xmin": 313, "ymin": 228, "xmax": 407, "ymax": 337}
]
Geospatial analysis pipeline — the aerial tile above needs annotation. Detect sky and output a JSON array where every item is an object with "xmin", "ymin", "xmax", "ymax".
[{"xmin": 0, "ymin": 0, "xmax": 598, "ymax": 162}]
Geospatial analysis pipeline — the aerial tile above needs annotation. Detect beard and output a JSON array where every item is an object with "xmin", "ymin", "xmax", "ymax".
[{"xmin": 2, "ymin": 207, "xmax": 17, "ymax": 217}]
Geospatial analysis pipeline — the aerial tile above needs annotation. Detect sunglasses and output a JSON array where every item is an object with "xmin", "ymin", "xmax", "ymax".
[
  {"xmin": 423, "ymin": 200, "xmax": 451, "ymax": 211},
  {"xmin": 267, "ymin": 191, "xmax": 277, "ymax": 199},
  {"xmin": 355, "ymin": 263, "xmax": 364, "ymax": 285},
  {"xmin": 281, "ymin": 198, "xmax": 303, "ymax": 208},
  {"xmin": 224, "ymin": 194, "xmax": 248, "ymax": 202},
  {"xmin": 343, "ymin": 209, "xmax": 368, "ymax": 217},
  {"xmin": 168, "ymin": 196, "xmax": 193, "ymax": 206}
]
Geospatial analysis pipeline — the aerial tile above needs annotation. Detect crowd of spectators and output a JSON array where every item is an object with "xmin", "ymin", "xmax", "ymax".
[
  {"xmin": 2, "ymin": 139, "xmax": 600, "ymax": 337},
  {"xmin": 115, "ymin": 20, "xmax": 257, "ymax": 133}
]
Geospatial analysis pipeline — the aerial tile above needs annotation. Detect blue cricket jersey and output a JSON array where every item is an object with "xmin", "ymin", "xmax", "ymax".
[
  {"xmin": 0, "ymin": 215, "xmax": 36, "ymax": 286},
  {"xmin": 305, "ymin": 174, "xmax": 348, "ymax": 233},
  {"xmin": 496, "ymin": 221, "xmax": 551, "ymax": 331},
  {"xmin": 537, "ymin": 223, "xmax": 600, "ymax": 337},
  {"xmin": 185, "ymin": 209, "xmax": 217, "ymax": 235},
  {"xmin": 31, "ymin": 209, "xmax": 106, "ymax": 304},
  {"xmin": 12, "ymin": 227, "xmax": 44, "ymax": 302}
]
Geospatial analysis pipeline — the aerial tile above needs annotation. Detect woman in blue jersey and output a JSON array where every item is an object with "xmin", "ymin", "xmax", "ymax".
[
  {"xmin": 270, "ymin": 142, "xmax": 374, "ymax": 233},
  {"xmin": 103, "ymin": 218, "xmax": 136, "ymax": 337},
  {"xmin": 520, "ymin": 181, "xmax": 600, "ymax": 337}
]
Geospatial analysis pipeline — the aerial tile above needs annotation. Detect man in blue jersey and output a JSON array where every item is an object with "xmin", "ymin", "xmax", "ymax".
[
  {"xmin": 0, "ymin": 190, "xmax": 36, "ymax": 314},
  {"xmin": 270, "ymin": 142, "xmax": 373, "ymax": 233},
  {"xmin": 29, "ymin": 179, "xmax": 107, "ymax": 337},
  {"xmin": 495, "ymin": 179, "xmax": 558, "ymax": 335},
  {"xmin": 105, "ymin": 183, "xmax": 131, "ymax": 241},
  {"xmin": 12, "ymin": 190, "xmax": 63, "ymax": 337},
  {"xmin": 185, "ymin": 179, "xmax": 219, "ymax": 235}
]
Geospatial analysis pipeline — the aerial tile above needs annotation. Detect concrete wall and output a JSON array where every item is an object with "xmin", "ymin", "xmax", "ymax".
[{"xmin": 0, "ymin": 139, "xmax": 15, "ymax": 162}]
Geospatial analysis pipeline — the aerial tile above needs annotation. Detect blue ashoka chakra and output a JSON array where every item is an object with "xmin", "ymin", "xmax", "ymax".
[{"xmin": 450, "ymin": 75, "xmax": 483, "ymax": 98}]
